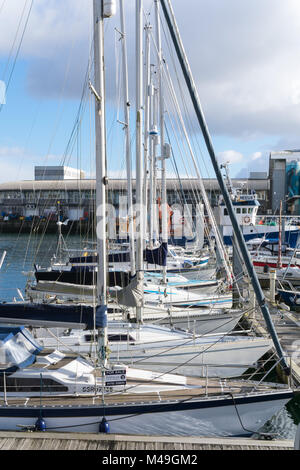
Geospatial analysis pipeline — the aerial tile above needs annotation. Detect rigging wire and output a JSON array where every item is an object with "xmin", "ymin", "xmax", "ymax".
[{"xmin": 0, "ymin": 0, "xmax": 34, "ymax": 113}]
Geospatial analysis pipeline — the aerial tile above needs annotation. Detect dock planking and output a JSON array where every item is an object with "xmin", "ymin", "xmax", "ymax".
[
  {"xmin": 245, "ymin": 292, "xmax": 300, "ymax": 386},
  {"xmin": 0, "ymin": 431, "xmax": 294, "ymax": 451}
]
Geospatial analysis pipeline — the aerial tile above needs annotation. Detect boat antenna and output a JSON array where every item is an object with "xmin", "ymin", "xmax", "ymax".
[{"xmin": 160, "ymin": 0, "xmax": 290, "ymax": 375}]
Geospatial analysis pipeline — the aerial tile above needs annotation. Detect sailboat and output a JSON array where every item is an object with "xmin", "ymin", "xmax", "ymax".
[
  {"xmin": 0, "ymin": 0, "xmax": 294, "ymax": 437},
  {"xmin": 32, "ymin": 241, "xmax": 211, "ymax": 288},
  {"xmin": 0, "ymin": 324, "xmax": 292, "ymax": 435}
]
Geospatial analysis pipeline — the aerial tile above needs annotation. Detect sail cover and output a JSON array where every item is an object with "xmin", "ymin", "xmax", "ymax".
[
  {"xmin": 115, "ymin": 276, "xmax": 144, "ymax": 308},
  {"xmin": 0, "ymin": 303, "xmax": 100, "ymax": 330},
  {"xmin": 0, "ymin": 326, "xmax": 43, "ymax": 372},
  {"xmin": 144, "ymin": 242, "xmax": 168, "ymax": 266},
  {"xmin": 69, "ymin": 251, "xmax": 131, "ymax": 264}
]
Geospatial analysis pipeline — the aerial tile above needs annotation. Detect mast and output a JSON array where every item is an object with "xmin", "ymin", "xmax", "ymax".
[
  {"xmin": 155, "ymin": 0, "xmax": 168, "ymax": 284},
  {"xmin": 277, "ymin": 200, "xmax": 282, "ymax": 269},
  {"xmin": 119, "ymin": 0, "xmax": 136, "ymax": 277},
  {"xmin": 93, "ymin": 0, "xmax": 116, "ymax": 367},
  {"xmin": 160, "ymin": 0, "xmax": 290, "ymax": 374},
  {"xmin": 135, "ymin": 0, "xmax": 144, "ymax": 323},
  {"xmin": 161, "ymin": 59, "xmax": 232, "ymax": 281},
  {"xmin": 149, "ymin": 74, "xmax": 159, "ymax": 246},
  {"xmin": 143, "ymin": 21, "xmax": 151, "ymax": 247}
]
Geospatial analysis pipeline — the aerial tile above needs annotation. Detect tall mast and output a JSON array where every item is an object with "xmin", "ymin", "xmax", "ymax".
[
  {"xmin": 277, "ymin": 200, "xmax": 282, "ymax": 269},
  {"xmin": 143, "ymin": 21, "xmax": 152, "ymax": 246},
  {"xmin": 135, "ymin": 0, "xmax": 144, "ymax": 323},
  {"xmin": 149, "ymin": 74, "xmax": 159, "ymax": 246},
  {"xmin": 160, "ymin": 0, "xmax": 290, "ymax": 374},
  {"xmin": 93, "ymin": 0, "xmax": 116, "ymax": 367},
  {"xmin": 119, "ymin": 0, "xmax": 136, "ymax": 276},
  {"xmin": 155, "ymin": 0, "xmax": 168, "ymax": 284}
]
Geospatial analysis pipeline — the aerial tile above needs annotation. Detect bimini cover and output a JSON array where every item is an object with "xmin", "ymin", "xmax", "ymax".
[{"xmin": 0, "ymin": 326, "xmax": 43, "ymax": 372}]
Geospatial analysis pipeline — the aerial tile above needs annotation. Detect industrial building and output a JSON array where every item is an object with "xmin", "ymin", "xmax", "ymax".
[
  {"xmin": 269, "ymin": 150, "xmax": 300, "ymax": 215},
  {"xmin": 34, "ymin": 166, "xmax": 85, "ymax": 181},
  {"xmin": 0, "ymin": 166, "xmax": 271, "ymax": 224}
]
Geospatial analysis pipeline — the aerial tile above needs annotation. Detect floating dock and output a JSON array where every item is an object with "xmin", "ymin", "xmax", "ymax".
[
  {"xmin": 0, "ymin": 431, "xmax": 294, "ymax": 451},
  {"xmin": 245, "ymin": 290, "xmax": 300, "ymax": 387}
]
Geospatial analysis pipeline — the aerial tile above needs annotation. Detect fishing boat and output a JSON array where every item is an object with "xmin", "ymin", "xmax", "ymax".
[
  {"xmin": 246, "ymin": 238, "xmax": 300, "ymax": 287},
  {"xmin": 248, "ymin": 238, "xmax": 300, "ymax": 269},
  {"xmin": 215, "ymin": 164, "xmax": 300, "ymax": 248}
]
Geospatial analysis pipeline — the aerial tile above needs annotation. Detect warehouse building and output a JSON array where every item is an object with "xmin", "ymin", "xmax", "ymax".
[{"xmin": 0, "ymin": 166, "xmax": 270, "ymax": 222}]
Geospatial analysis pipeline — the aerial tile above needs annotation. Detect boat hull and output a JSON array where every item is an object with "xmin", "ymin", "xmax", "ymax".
[
  {"xmin": 34, "ymin": 266, "xmax": 208, "ymax": 288},
  {"xmin": 277, "ymin": 289, "xmax": 300, "ymax": 311},
  {"xmin": 0, "ymin": 391, "xmax": 292, "ymax": 437},
  {"xmin": 37, "ymin": 334, "xmax": 272, "ymax": 378},
  {"xmin": 143, "ymin": 310, "xmax": 243, "ymax": 335},
  {"xmin": 224, "ymin": 228, "xmax": 300, "ymax": 248},
  {"xmin": 107, "ymin": 337, "xmax": 272, "ymax": 378}
]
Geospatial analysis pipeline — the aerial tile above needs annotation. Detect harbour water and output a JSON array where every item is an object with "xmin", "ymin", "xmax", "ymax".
[{"xmin": 0, "ymin": 232, "xmax": 299, "ymax": 440}]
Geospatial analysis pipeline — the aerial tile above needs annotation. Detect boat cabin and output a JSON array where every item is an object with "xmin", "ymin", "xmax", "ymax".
[{"xmin": 218, "ymin": 192, "xmax": 259, "ymax": 228}]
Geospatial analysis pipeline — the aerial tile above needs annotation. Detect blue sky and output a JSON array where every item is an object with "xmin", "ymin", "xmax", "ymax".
[{"xmin": 1, "ymin": 0, "xmax": 300, "ymax": 183}]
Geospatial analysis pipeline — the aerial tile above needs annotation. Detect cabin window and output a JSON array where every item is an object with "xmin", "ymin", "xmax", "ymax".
[
  {"xmin": 248, "ymin": 208, "xmax": 253, "ymax": 214},
  {"xmin": 84, "ymin": 334, "xmax": 135, "ymax": 343},
  {"xmin": 224, "ymin": 208, "xmax": 228, "ymax": 215},
  {"xmin": 242, "ymin": 208, "xmax": 247, "ymax": 214},
  {"xmin": 236, "ymin": 208, "xmax": 241, "ymax": 214},
  {"xmin": 108, "ymin": 334, "xmax": 134, "ymax": 342},
  {"xmin": 0, "ymin": 376, "xmax": 68, "ymax": 393}
]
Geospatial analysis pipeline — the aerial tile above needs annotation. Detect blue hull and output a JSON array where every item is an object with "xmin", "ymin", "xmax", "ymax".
[
  {"xmin": 224, "ymin": 229, "xmax": 300, "ymax": 248},
  {"xmin": 277, "ymin": 289, "xmax": 300, "ymax": 310}
]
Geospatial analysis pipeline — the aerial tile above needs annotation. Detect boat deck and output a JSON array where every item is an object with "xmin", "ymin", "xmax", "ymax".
[{"xmin": 0, "ymin": 376, "xmax": 290, "ymax": 409}]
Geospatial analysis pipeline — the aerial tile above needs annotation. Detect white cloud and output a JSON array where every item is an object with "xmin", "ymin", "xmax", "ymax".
[
  {"xmin": 251, "ymin": 152, "xmax": 263, "ymax": 161},
  {"xmin": 0, "ymin": 146, "xmax": 71, "ymax": 182},
  {"xmin": 218, "ymin": 150, "xmax": 244, "ymax": 165},
  {"xmin": 1, "ymin": 0, "xmax": 300, "ymax": 153}
]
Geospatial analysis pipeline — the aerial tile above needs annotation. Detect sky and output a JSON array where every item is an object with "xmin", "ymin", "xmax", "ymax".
[{"xmin": 1, "ymin": 0, "xmax": 300, "ymax": 183}]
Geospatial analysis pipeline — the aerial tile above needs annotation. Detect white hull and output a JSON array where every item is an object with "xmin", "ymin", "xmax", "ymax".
[
  {"xmin": 142, "ymin": 309, "xmax": 243, "ymax": 335},
  {"xmin": 37, "ymin": 330, "xmax": 272, "ymax": 378},
  {"xmin": 109, "ymin": 337, "xmax": 272, "ymax": 378},
  {"xmin": 0, "ymin": 391, "xmax": 291, "ymax": 437}
]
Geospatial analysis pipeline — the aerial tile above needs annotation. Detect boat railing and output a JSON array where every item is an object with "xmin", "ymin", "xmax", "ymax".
[{"xmin": 277, "ymin": 278, "xmax": 295, "ymax": 293}]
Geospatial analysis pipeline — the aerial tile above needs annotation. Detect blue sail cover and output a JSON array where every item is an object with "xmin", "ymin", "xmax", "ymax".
[
  {"xmin": 0, "ymin": 303, "xmax": 101, "ymax": 330},
  {"xmin": 144, "ymin": 242, "xmax": 168, "ymax": 266},
  {"xmin": 69, "ymin": 251, "xmax": 131, "ymax": 264}
]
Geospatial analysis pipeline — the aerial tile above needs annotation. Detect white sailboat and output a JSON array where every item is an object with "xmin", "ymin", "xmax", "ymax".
[
  {"xmin": 24, "ymin": 279, "xmax": 243, "ymax": 336},
  {"xmin": 34, "ymin": 322, "xmax": 273, "ymax": 379},
  {"xmin": 0, "ymin": 0, "xmax": 294, "ymax": 437},
  {"xmin": 0, "ymin": 324, "xmax": 292, "ymax": 436}
]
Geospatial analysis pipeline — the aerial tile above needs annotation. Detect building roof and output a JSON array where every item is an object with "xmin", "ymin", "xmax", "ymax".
[{"xmin": 0, "ymin": 178, "xmax": 270, "ymax": 192}]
